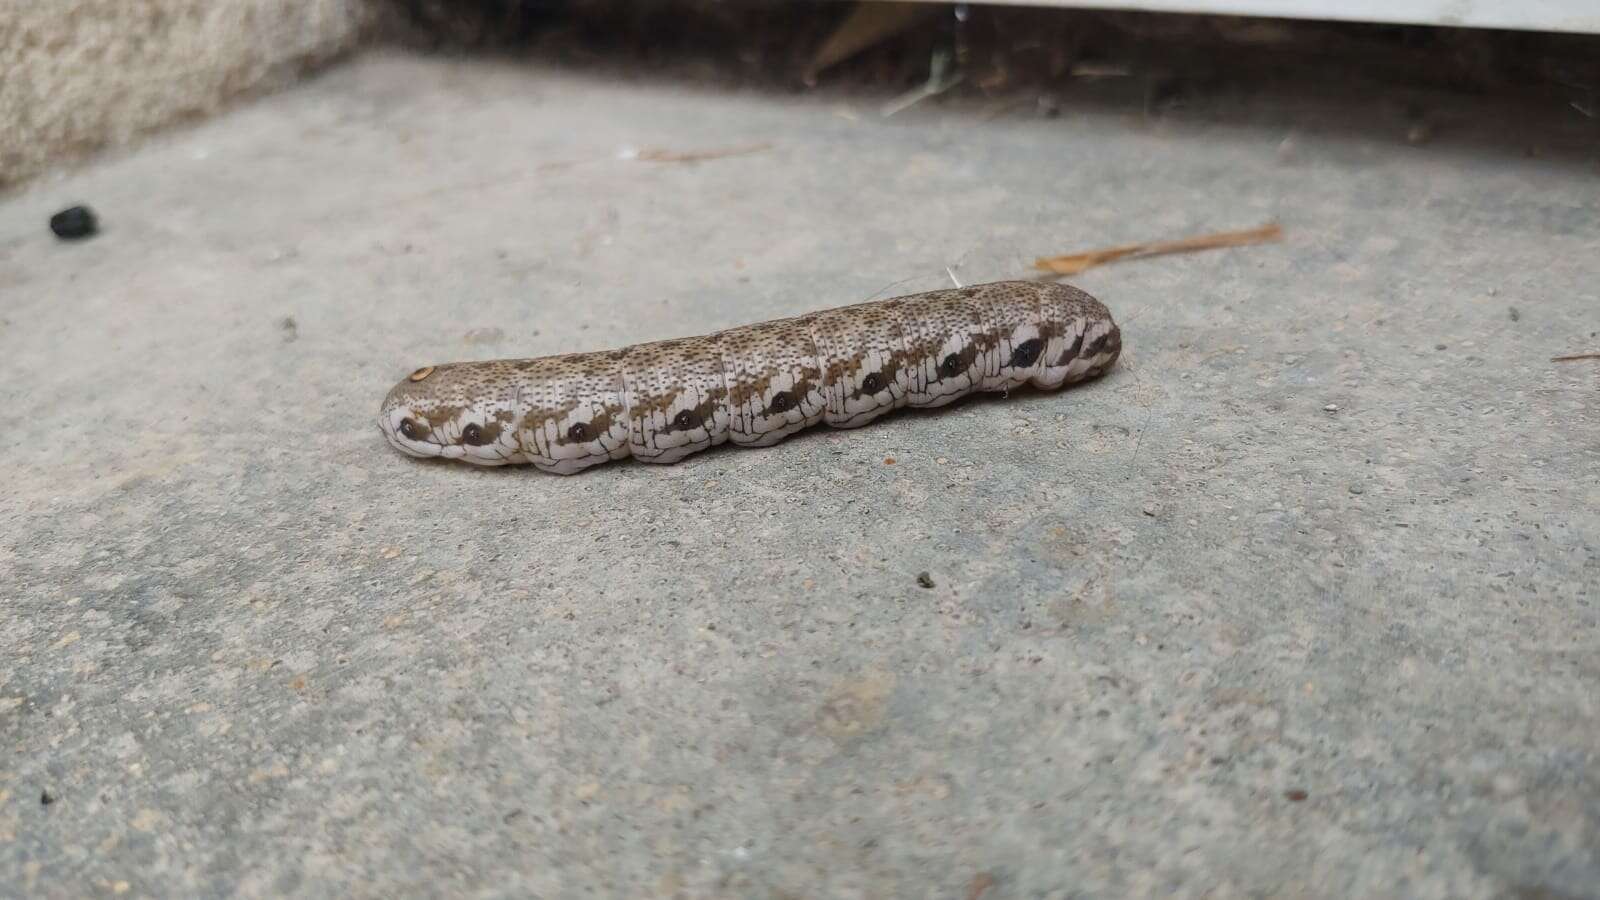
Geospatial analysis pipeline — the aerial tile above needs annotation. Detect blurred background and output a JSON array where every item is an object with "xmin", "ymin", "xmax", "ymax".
[{"xmin": 5, "ymin": 0, "xmax": 1599, "ymax": 191}]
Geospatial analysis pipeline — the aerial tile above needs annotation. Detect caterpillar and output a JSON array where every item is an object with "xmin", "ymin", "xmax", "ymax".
[{"xmin": 378, "ymin": 280, "xmax": 1122, "ymax": 473}]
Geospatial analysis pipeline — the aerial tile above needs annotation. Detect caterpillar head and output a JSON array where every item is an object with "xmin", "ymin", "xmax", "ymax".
[{"xmin": 378, "ymin": 362, "xmax": 524, "ymax": 465}]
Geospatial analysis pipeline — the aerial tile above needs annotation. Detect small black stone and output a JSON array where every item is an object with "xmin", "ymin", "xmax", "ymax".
[
  {"xmin": 40, "ymin": 788, "xmax": 55, "ymax": 806},
  {"xmin": 916, "ymin": 572, "xmax": 935, "ymax": 589},
  {"xmin": 50, "ymin": 205, "xmax": 98, "ymax": 240}
]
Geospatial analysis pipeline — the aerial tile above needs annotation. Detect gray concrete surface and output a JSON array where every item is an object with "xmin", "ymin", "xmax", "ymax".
[{"xmin": 2, "ymin": 51, "xmax": 1598, "ymax": 898}]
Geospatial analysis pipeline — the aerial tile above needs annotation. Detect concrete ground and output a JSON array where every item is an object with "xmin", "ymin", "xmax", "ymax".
[{"xmin": 2, "ymin": 50, "xmax": 1597, "ymax": 898}]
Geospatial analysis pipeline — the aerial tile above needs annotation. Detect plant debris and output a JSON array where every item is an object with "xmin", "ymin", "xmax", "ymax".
[
  {"xmin": 805, "ymin": 1, "xmax": 939, "ymax": 84},
  {"xmin": 634, "ymin": 142, "xmax": 773, "ymax": 163},
  {"xmin": 881, "ymin": 46, "xmax": 965, "ymax": 117},
  {"xmin": 1551, "ymin": 352, "xmax": 1600, "ymax": 362},
  {"xmin": 1033, "ymin": 223, "xmax": 1283, "ymax": 275}
]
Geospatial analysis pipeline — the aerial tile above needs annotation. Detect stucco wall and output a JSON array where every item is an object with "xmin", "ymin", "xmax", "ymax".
[{"xmin": 1, "ymin": 0, "xmax": 373, "ymax": 190}]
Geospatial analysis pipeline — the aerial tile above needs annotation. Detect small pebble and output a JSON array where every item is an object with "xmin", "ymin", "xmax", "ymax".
[
  {"xmin": 49, "ymin": 205, "xmax": 98, "ymax": 240},
  {"xmin": 1348, "ymin": 484, "xmax": 1365, "ymax": 495},
  {"xmin": 1508, "ymin": 307, "xmax": 1521, "ymax": 322},
  {"xmin": 1284, "ymin": 789, "xmax": 1309, "ymax": 802},
  {"xmin": 1323, "ymin": 404, "xmax": 1339, "ymax": 412},
  {"xmin": 1142, "ymin": 506, "xmax": 1158, "ymax": 517},
  {"xmin": 1435, "ymin": 343, "xmax": 1448, "ymax": 351},
  {"xmin": 916, "ymin": 572, "xmax": 935, "ymax": 589},
  {"xmin": 40, "ymin": 788, "xmax": 56, "ymax": 806}
]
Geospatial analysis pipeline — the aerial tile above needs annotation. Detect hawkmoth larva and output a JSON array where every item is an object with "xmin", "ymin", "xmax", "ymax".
[{"xmin": 379, "ymin": 280, "xmax": 1121, "ymax": 473}]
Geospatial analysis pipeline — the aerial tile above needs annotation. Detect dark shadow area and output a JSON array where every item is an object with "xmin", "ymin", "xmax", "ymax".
[{"xmin": 384, "ymin": 0, "xmax": 1600, "ymax": 167}]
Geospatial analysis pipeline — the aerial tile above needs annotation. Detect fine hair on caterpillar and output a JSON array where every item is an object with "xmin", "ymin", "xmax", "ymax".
[{"xmin": 379, "ymin": 280, "xmax": 1122, "ymax": 474}]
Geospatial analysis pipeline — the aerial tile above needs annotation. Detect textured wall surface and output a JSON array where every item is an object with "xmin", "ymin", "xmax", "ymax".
[
  {"xmin": 0, "ymin": 0, "xmax": 372, "ymax": 190},
  {"xmin": 2, "ymin": 51, "xmax": 1597, "ymax": 896}
]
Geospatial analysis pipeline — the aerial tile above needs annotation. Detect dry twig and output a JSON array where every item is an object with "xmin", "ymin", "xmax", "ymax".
[
  {"xmin": 1033, "ymin": 223, "xmax": 1284, "ymax": 275},
  {"xmin": 635, "ymin": 143, "xmax": 774, "ymax": 163}
]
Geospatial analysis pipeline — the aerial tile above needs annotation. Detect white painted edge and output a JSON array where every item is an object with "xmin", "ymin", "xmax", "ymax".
[{"xmin": 905, "ymin": 1, "xmax": 1600, "ymax": 35}]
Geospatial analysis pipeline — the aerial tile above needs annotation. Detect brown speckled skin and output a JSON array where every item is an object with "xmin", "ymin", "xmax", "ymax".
[{"xmin": 379, "ymin": 281, "xmax": 1121, "ymax": 473}]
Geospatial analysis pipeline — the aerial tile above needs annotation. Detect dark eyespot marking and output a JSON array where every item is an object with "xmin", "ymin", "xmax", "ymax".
[
  {"xmin": 939, "ymin": 353, "xmax": 963, "ymax": 379},
  {"xmin": 673, "ymin": 409, "xmax": 702, "ymax": 431},
  {"xmin": 399, "ymin": 418, "xmax": 421, "ymax": 440},
  {"xmin": 567, "ymin": 422, "xmax": 590, "ymax": 442},
  {"xmin": 767, "ymin": 391, "xmax": 795, "ymax": 415},
  {"xmin": 861, "ymin": 372, "xmax": 886, "ymax": 394},
  {"xmin": 1008, "ymin": 338, "xmax": 1043, "ymax": 369},
  {"xmin": 461, "ymin": 423, "xmax": 486, "ymax": 445}
]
